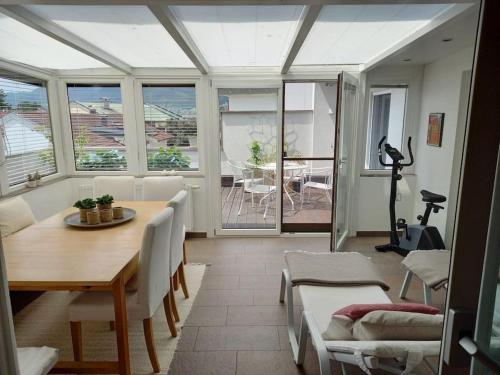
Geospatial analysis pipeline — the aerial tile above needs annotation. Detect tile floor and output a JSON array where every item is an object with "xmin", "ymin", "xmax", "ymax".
[{"xmin": 169, "ymin": 236, "xmax": 446, "ymax": 375}]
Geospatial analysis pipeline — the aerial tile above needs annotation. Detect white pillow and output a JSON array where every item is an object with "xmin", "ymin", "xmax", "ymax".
[
  {"xmin": 353, "ymin": 311, "xmax": 443, "ymax": 341},
  {"xmin": 322, "ymin": 314, "xmax": 354, "ymax": 340},
  {"xmin": 0, "ymin": 197, "xmax": 36, "ymax": 237}
]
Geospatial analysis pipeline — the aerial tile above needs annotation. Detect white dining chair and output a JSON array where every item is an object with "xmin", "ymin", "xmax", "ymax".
[
  {"xmin": 301, "ymin": 167, "xmax": 333, "ymax": 208},
  {"xmin": 94, "ymin": 176, "xmax": 136, "ymax": 201},
  {"xmin": 143, "ymin": 176, "xmax": 184, "ymax": 201},
  {"xmin": 67, "ymin": 207, "xmax": 177, "ymax": 373},
  {"xmin": 167, "ymin": 190, "xmax": 189, "ymax": 323},
  {"xmin": 0, "ymin": 197, "xmax": 36, "ymax": 238},
  {"xmin": 238, "ymin": 168, "xmax": 276, "ymax": 219},
  {"xmin": 224, "ymin": 159, "xmax": 245, "ymax": 201}
]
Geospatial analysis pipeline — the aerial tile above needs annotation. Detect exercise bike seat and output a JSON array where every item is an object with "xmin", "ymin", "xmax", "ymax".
[{"xmin": 420, "ymin": 190, "xmax": 447, "ymax": 203}]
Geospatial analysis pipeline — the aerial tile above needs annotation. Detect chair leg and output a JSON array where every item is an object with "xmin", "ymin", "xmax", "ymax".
[
  {"xmin": 178, "ymin": 262, "xmax": 190, "ymax": 299},
  {"xmin": 399, "ymin": 270, "xmax": 413, "ymax": 299},
  {"xmin": 226, "ymin": 181, "xmax": 236, "ymax": 201},
  {"xmin": 70, "ymin": 321, "xmax": 83, "ymax": 361},
  {"xmin": 109, "ymin": 321, "xmax": 115, "ymax": 331},
  {"xmin": 424, "ymin": 283, "xmax": 433, "ymax": 305},
  {"xmin": 143, "ymin": 318, "xmax": 160, "ymax": 373},
  {"xmin": 183, "ymin": 241, "xmax": 187, "ymax": 264},
  {"xmin": 170, "ymin": 277, "xmax": 180, "ymax": 322},
  {"xmin": 163, "ymin": 292, "xmax": 177, "ymax": 337},
  {"xmin": 173, "ymin": 271, "xmax": 179, "ymax": 291},
  {"xmin": 237, "ymin": 188, "xmax": 245, "ymax": 215}
]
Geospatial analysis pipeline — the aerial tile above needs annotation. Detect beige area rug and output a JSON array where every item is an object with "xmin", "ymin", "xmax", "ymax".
[{"xmin": 13, "ymin": 264, "xmax": 206, "ymax": 375}]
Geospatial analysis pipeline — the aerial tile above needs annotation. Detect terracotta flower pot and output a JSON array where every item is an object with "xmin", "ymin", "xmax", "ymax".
[
  {"xmin": 100, "ymin": 209, "xmax": 113, "ymax": 223},
  {"xmin": 97, "ymin": 203, "xmax": 112, "ymax": 210},
  {"xmin": 86, "ymin": 210, "xmax": 100, "ymax": 225},
  {"xmin": 79, "ymin": 208, "xmax": 94, "ymax": 223},
  {"xmin": 113, "ymin": 206, "xmax": 124, "ymax": 219}
]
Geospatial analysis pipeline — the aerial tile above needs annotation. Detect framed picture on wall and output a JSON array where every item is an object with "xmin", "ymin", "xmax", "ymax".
[{"xmin": 427, "ymin": 112, "xmax": 445, "ymax": 147}]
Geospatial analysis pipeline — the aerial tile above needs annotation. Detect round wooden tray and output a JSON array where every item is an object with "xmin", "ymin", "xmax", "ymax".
[{"xmin": 64, "ymin": 208, "xmax": 136, "ymax": 229}]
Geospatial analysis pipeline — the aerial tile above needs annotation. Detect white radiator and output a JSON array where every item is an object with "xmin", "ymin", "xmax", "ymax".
[
  {"xmin": 185, "ymin": 184, "xmax": 199, "ymax": 232},
  {"xmin": 78, "ymin": 184, "xmax": 94, "ymax": 200}
]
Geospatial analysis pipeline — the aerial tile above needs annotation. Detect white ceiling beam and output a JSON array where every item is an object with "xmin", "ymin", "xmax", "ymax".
[
  {"xmin": 148, "ymin": 5, "xmax": 208, "ymax": 74},
  {"xmin": 0, "ymin": 5, "xmax": 132, "ymax": 73},
  {"xmin": 361, "ymin": 3, "xmax": 476, "ymax": 72},
  {"xmin": 281, "ymin": 5, "xmax": 322, "ymax": 75},
  {"xmin": 0, "ymin": 1, "xmax": 478, "ymax": 5}
]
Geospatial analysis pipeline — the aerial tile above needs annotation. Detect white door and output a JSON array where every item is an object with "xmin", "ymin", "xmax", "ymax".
[{"xmin": 331, "ymin": 72, "xmax": 358, "ymax": 251}]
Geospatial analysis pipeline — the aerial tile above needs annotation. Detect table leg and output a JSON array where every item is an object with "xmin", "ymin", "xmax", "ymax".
[{"xmin": 112, "ymin": 274, "xmax": 131, "ymax": 375}]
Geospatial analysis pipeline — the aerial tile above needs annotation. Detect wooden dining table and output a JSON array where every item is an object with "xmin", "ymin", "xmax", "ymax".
[{"xmin": 4, "ymin": 201, "xmax": 167, "ymax": 375}]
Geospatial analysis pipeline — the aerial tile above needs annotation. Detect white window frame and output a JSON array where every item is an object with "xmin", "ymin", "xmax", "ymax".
[
  {"xmin": 359, "ymin": 70, "xmax": 421, "ymax": 177},
  {"xmin": 0, "ymin": 62, "xmax": 67, "ymax": 195},
  {"xmin": 364, "ymin": 86, "xmax": 408, "ymax": 172},
  {"xmin": 133, "ymin": 77, "xmax": 205, "ymax": 177},
  {"xmin": 58, "ymin": 76, "xmax": 140, "ymax": 176}
]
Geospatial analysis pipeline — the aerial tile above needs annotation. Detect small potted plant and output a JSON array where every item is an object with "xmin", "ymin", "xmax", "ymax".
[
  {"xmin": 73, "ymin": 198, "xmax": 97, "ymax": 223},
  {"xmin": 26, "ymin": 174, "xmax": 37, "ymax": 188},
  {"xmin": 96, "ymin": 194, "xmax": 114, "ymax": 210},
  {"xmin": 34, "ymin": 171, "xmax": 42, "ymax": 186}
]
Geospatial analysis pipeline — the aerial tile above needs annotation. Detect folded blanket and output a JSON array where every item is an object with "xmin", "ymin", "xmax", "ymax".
[
  {"xmin": 402, "ymin": 250, "xmax": 451, "ymax": 290},
  {"xmin": 285, "ymin": 251, "xmax": 390, "ymax": 291}
]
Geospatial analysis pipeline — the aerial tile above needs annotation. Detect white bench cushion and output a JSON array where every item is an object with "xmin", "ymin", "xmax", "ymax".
[
  {"xmin": 299, "ymin": 285, "xmax": 390, "ymax": 337},
  {"xmin": 17, "ymin": 346, "xmax": 58, "ymax": 375}
]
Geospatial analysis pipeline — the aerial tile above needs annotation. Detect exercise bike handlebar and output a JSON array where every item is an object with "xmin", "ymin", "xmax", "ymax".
[
  {"xmin": 378, "ymin": 136, "xmax": 390, "ymax": 167},
  {"xmin": 377, "ymin": 136, "xmax": 414, "ymax": 167},
  {"xmin": 401, "ymin": 137, "xmax": 414, "ymax": 167}
]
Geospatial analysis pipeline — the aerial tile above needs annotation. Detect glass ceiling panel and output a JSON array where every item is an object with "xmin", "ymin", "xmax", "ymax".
[
  {"xmin": 170, "ymin": 5, "xmax": 305, "ymax": 67},
  {"xmin": 27, "ymin": 5, "xmax": 194, "ymax": 68},
  {"xmin": 0, "ymin": 13, "xmax": 106, "ymax": 70},
  {"xmin": 294, "ymin": 4, "xmax": 453, "ymax": 65}
]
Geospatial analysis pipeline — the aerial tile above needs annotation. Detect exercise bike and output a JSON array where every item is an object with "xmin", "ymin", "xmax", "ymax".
[{"xmin": 375, "ymin": 136, "xmax": 446, "ymax": 255}]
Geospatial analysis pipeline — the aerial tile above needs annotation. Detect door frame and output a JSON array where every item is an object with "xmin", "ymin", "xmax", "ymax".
[
  {"xmin": 280, "ymin": 79, "xmax": 337, "ymax": 233},
  {"xmin": 441, "ymin": 0, "xmax": 500, "ymax": 372},
  {"xmin": 210, "ymin": 79, "xmax": 284, "ymax": 236}
]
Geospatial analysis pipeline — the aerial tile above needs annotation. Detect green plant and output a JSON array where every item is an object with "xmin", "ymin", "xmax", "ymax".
[
  {"xmin": 73, "ymin": 198, "xmax": 96, "ymax": 209},
  {"xmin": 248, "ymin": 140, "xmax": 263, "ymax": 166},
  {"xmin": 96, "ymin": 194, "xmax": 114, "ymax": 205},
  {"xmin": 147, "ymin": 146, "xmax": 191, "ymax": 170}
]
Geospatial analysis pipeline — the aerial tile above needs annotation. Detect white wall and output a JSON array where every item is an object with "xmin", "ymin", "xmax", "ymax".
[{"xmin": 412, "ymin": 46, "xmax": 474, "ymax": 237}]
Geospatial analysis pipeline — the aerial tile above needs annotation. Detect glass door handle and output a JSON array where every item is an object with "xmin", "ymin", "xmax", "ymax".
[{"xmin": 459, "ymin": 336, "xmax": 500, "ymax": 374}]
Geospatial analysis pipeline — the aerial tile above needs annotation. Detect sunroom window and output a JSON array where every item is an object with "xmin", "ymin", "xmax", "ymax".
[
  {"xmin": 66, "ymin": 84, "xmax": 127, "ymax": 171},
  {"xmin": 142, "ymin": 85, "xmax": 198, "ymax": 171},
  {"xmin": 0, "ymin": 70, "xmax": 57, "ymax": 186},
  {"xmin": 365, "ymin": 86, "xmax": 408, "ymax": 170}
]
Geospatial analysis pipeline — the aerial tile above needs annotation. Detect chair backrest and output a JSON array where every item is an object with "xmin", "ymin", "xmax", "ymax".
[
  {"xmin": 143, "ymin": 176, "xmax": 184, "ymax": 201},
  {"xmin": 225, "ymin": 159, "xmax": 245, "ymax": 178},
  {"xmin": 94, "ymin": 176, "xmax": 135, "ymax": 201},
  {"xmin": 0, "ymin": 197, "xmax": 36, "ymax": 238},
  {"xmin": 137, "ymin": 207, "xmax": 174, "ymax": 318},
  {"xmin": 168, "ymin": 190, "xmax": 187, "ymax": 275}
]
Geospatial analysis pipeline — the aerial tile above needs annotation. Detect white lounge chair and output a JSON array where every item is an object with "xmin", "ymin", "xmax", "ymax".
[
  {"xmin": 400, "ymin": 250, "xmax": 451, "ymax": 306},
  {"xmin": 279, "ymin": 253, "xmax": 441, "ymax": 375}
]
